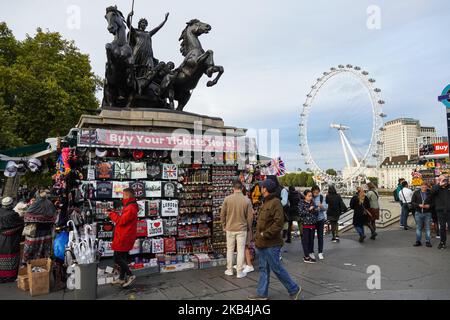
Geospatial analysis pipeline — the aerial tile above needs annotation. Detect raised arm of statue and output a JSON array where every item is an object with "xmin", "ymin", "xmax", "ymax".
[
  {"xmin": 149, "ymin": 12, "xmax": 169, "ymax": 37},
  {"xmin": 127, "ymin": 11, "xmax": 134, "ymax": 30}
]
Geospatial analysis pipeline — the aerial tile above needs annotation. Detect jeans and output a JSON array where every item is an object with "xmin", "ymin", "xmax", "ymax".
[
  {"xmin": 415, "ymin": 212, "xmax": 431, "ymax": 242},
  {"xmin": 313, "ymin": 220, "xmax": 325, "ymax": 253},
  {"xmin": 114, "ymin": 251, "xmax": 132, "ymax": 280},
  {"xmin": 437, "ymin": 211, "xmax": 450, "ymax": 244},
  {"xmin": 301, "ymin": 227, "xmax": 315, "ymax": 257},
  {"xmin": 226, "ymin": 230, "xmax": 247, "ymax": 273},
  {"xmin": 355, "ymin": 225, "xmax": 365, "ymax": 237},
  {"xmin": 256, "ymin": 246, "xmax": 299, "ymax": 297},
  {"xmin": 330, "ymin": 220, "xmax": 339, "ymax": 238},
  {"xmin": 400, "ymin": 203, "xmax": 410, "ymax": 227}
]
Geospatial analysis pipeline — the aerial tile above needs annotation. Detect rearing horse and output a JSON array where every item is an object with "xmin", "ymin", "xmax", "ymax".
[
  {"xmin": 160, "ymin": 19, "xmax": 224, "ymax": 111},
  {"xmin": 103, "ymin": 6, "xmax": 133, "ymax": 107}
]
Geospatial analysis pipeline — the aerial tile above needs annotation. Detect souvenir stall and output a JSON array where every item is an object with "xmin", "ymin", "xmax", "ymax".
[{"xmin": 48, "ymin": 128, "xmax": 268, "ymax": 281}]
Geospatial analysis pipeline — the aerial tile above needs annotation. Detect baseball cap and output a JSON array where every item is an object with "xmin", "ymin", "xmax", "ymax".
[{"xmin": 261, "ymin": 179, "xmax": 277, "ymax": 193}]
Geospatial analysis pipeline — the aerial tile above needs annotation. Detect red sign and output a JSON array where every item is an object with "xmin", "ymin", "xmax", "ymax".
[
  {"xmin": 78, "ymin": 129, "xmax": 238, "ymax": 152},
  {"xmin": 433, "ymin": 142, "xmax": 449, "ymax": 155}
]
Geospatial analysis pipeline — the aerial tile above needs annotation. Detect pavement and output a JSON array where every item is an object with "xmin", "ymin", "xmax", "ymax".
[{"xmin": 1, "ymin": 216, "xmax": 450, "ymax": 300}]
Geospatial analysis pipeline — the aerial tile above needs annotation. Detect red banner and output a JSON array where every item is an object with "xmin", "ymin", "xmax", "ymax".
[
  {"xmin": 78, "ymin": 129, "xmax": 238, "ymax": 152},
  {"xmin": 433, "ymin": 142, "xmax": 449, "ymax": 155}
]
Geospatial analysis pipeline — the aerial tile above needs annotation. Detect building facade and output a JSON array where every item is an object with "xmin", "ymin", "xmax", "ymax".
[
  {"xmin": 377, "ymin": 155, "xmax": 425, "ymax": 189},
  {"xmin": 382, "ymin": 118, "xmax": 436, "ymax": 160}
]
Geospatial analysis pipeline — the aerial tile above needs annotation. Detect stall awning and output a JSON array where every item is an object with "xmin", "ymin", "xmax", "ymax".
[{"xmin": 0, "ymin": 142, "xmax": 51, "ymax": 171}]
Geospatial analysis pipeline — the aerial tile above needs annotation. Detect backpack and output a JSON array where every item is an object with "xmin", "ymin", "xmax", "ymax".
[
  {"xmin": 393, "ymin": 189, "xmax": 400, "ymax": 202},
  {"xmin": 319, "ymin": 194, "xmax": 324, "ymax": 204}
]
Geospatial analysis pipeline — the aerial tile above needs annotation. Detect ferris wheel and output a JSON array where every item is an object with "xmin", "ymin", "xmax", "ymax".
[{"xmin": 299, "ymin": 64, "xmax": 386, "ymax": 185}]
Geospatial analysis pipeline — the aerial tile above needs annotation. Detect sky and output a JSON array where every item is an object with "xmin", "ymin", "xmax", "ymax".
[{"xmin": 1, "ymin": 0, "xmax": 450, "ymax": 171}]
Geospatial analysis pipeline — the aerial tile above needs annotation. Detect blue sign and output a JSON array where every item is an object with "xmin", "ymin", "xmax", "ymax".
[{"xmin": 439, "ymin": 85, "xmax": 450, "ymax": 108}]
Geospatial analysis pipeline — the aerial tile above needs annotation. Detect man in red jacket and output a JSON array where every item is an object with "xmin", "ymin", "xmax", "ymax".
[{"xmin": 108, "ymin": 188, "xmax": 139, "ymax": 288}]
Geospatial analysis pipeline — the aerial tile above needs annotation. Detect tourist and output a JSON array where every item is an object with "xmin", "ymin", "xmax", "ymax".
[
  {"xmin": 0, "ymin": 197, "xmax": 24, "ymax": 283},
  {"xmin": 286, "ymin": 186, "xmax": 301, "ymax": 243},
  {"xmin": 399, "ymin": 181, "xmax": 413, "ymax": 230},
  {"xmin": 22, "ymin": 190, "xmax": 57, "ymax": 263},
  {"xmin": 325, "ymin": 185, "xmax": 347, "ymax": 242},
  {"xmin": 350, "ymin": 188, "xmax": 370, "ymax": 243},
  {"xmin": 430, "ymin": 175, "xmax": 450, "ymax": 250},
  {"xmin": 108, "ymin": 188, "xmax": 139, "ymax": 287},
  {"xmin": 248, "ymin": 179, "xmax": 302, "ymax": 300},
  {"xmin": 411, "ymin": 182, "xmax": 432, "ymax": 247},
  {"xmin": 299, "ymin": 190, "xmax": 318, "ymax": 263},
  {"xmin": 311, "ymin": 186, "xmax": 327, "ymax": 260},
  {"xmin": 366, "ymin": 182, "xmax": 379, "ymax": 240},
  {"xmin": 221, "ymin": 180, "xmax": 254, "ymax": 278}
]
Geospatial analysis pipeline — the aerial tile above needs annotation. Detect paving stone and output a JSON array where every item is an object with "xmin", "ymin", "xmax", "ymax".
[
  {"xmin": 202, "ymin": 276, "xmax": 240, "ymax": 292},
  {"xmin": 181, "ymin": 280, "xmax": 218, "ymax": 297},
  {"xmin": 160, "ymin": 284, "xmax": 195, "ymax": 300}
]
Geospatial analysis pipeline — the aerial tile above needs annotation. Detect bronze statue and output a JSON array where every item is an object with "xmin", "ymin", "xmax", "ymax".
[
  {"xmin": 159, "ymin": 19, "xmax": 224, "ymax": 111},
  {"xmin": 126, "ymin": 11, "xmax": 169, "ymax": 77},
  {"xmin": 102, "ymin": 5, "xmax": 224, "ymax": 111},
  {"xmin": 103, "ymin": 6, "xmax": 134, "ymax": 108}
]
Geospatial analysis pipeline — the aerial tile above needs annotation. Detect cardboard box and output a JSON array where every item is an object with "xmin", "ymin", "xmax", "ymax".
[
  {"xmin": 17, "ymin": 266, "xmax": 29, "ymax": 291},
  {"xmin": 27, "ymin": 258, "xmax": 52, "ymax": 297}
]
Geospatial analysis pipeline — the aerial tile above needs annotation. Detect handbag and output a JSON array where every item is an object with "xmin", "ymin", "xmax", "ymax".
[
  {"xmin": 22, "ymin": 223, "xmax": 37, "ymax": 237},
  {"xmin": 367, "ymin": 208, "xmax": 380, "ymax": 220},
  {"xmin": 401, "ymin": 189, "xmax": 414, "ymax": 212}
]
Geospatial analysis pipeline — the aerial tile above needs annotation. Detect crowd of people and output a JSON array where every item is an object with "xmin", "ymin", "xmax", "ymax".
[{"xmin": 219, "ymin": 174, "xmax": 450, "ymax": 300}]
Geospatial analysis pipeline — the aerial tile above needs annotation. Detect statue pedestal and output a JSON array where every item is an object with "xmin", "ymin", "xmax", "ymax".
[{"xmin": 77, "ymin": 108, "xmax": 245, "ymax": 135}]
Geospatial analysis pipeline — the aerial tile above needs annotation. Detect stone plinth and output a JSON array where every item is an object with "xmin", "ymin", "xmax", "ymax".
[{"xmin": 77, "ymin": 108, "xmax": 245, "ymax": 135}]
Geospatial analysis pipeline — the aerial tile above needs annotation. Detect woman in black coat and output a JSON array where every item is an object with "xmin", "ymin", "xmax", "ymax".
[
  {"xmin": 286, "ymin": 186, "xmax": 301, "ymax": 243},
  {"xmin": 325, "ymin": 185, "xmax": 347, "ymax": 242},
  {"xmin": 350, "ymin": 188, "xmax": 370, "ymax": 243}
]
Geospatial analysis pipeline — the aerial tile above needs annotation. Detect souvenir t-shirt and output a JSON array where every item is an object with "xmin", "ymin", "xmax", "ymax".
[
  {"xmin": 145, "ymin": 181, "xmax": 162, "ymax": 198},
  {"xmin": 163, "ymin": 218, "xmax": 178, "ymax": 236},
  {"xmin": 162, "ymin": 181, "xmax": 177, "ymax": 198},
  {"xmin": 130, "ymin": 181, "xmax": 145, "ymax": 198},
  {"xmin": 161, "ymin": 200, "xmax": 179, "ymax": 217},
  {"xmin": 96, "ymin": 162, "xmax": 113, "ymax": 179},
  {"xmin": 141, "ymin": 239, "xmax": 152, "ymax": 253},
  {"xmin": 131, "ymin": 162, "xmax": 147, "ymax": 179},
  {"xmin": 137, "ymin": 200, "xmax": 147, "ymax": 218},
  {"xmin": 80, "ymin": 181, "xmax": 96, "ymax": 199},
  {"xmin": 112, "ymin": 181, "xmax": 130, "ymax": 198},
  {"xmin": 147, "ymin": 200, "xmax": 160, "ymax": 217},
  {"xmin": 96, "ymin": 181, "xmax": 113, "ymax": 199},
  {"xmin": 98, "ymin": 240, "xmax": 114, "ymax": 257},
  {"xmin": 164, "ymin": 237, "xmax": 176, "ymax": 253},
  {"xmin": 95, "ymin": 201, "xmax": 114, "ymax": 220},
  {"xmin": 147, "ymin": 163, "xmax": 161, "ymax": 180},
  {"xmin": 152, "ymin": 238, "xmax": 164, "ymax": 254},
  {"xmin": 113, "ymin": 162, "xmax": 132, "ymax": 180},
  {"xmin": 136, "ymin": 220, "xmax": 148, "ymax": 237},
  {"xmin": 162, "ymin": 163, "xmax": 178, "ymax": 180},
  {"xmin": 97, "ymin": 222, "xmax": 114, "ymax": 239},
  {"xmin": 147, "ymin": 219, "xmax": 164, "ymax": 237}
]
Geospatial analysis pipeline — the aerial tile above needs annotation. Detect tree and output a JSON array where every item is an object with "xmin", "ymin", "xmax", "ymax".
[
  {"xmin": 326, "ymin": 168, "xmax": 337, "ymax": 176},
  {"xmin": 306, "ymin": 174, "xmax": 315, "ymax": 187},
  {"xmin": 299, "ymin": 172, "xmax": 308, "ymax": 186},
  {"xmin": 0, "ymin": 22, "xmax": 102, "ymax": 149},
  {"xmin": 368, "ymin": 177, "xmax": 378, "ymax": 187}
]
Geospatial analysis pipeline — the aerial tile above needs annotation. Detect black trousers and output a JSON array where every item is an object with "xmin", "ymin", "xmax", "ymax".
[
  {"xmin": 114, "ymin": 251, "xmax": 132, "ymax": 280},
  {"xmin": 301, "ymin": 228, "xmax": 315, "ymax": 257},
  {"xmin": 437, "ymin": 211, "xmax": 450, "ymax": 244}
]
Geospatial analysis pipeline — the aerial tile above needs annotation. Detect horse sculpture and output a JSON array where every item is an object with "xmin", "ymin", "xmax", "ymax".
[
  {"xmin": 102, "ymin": 6, "xmax": 134, "ymax": 108},
  {"xmin": 159, "ymin": 19, "xmax": 224, "ymax": 111}
]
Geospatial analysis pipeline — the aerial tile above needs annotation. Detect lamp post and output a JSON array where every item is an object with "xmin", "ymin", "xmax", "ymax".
[{"xmin": 438, "ymin": 84, "xmax": 450, "ymax": 145}]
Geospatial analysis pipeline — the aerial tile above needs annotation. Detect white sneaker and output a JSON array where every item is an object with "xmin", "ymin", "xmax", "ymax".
[
  {"xmin": 237, "ymin": 271, "xmax": 247, "ymax": 279},
  {"xmin": 233, "ymin": 264, "xmax": 248, "ymax": 270},
  {"xmin": 224, "ymin": 269, "xmax": 234, "ymax": 276},
  {"xmin": 309, "ymin": 253, "xmax": 316, "ymax": 260},
  {"xmin": 318, "ymin": 253, "xmax": 324, "ymax": 260},
  {"xmin": 243, "ymin": 265, "xmax": 254, "ymax": 273}
]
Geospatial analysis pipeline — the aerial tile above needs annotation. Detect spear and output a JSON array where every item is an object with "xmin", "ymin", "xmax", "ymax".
[{"xmin": 130, "ymin": 0, "xmax": 135, "ymax": 26}]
